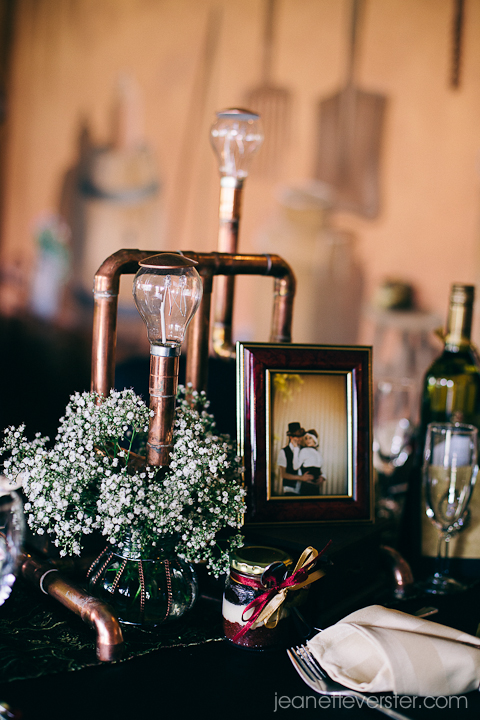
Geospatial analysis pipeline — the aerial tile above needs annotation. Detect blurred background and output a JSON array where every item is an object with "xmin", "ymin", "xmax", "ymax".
[{"xmin": 0, "ymin": 0, "xmax": 479, "ymax": 438}]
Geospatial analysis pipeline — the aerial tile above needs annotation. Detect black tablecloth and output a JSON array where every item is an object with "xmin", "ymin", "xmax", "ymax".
[
  {"xmin": 1, "ymin": 578, "xmax": 480, "ymax": 720},
  {"xmin": 0, "ymin": 580, "xmax": 224, "ymax": 683}
]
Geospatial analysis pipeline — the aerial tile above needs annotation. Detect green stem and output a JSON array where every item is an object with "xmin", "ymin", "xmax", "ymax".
[{"xmin": 125, "ymin": 428, "xmax": 136, "ymax": 464}]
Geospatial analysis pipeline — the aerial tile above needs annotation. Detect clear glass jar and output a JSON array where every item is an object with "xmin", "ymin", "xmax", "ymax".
[
  {"xmin": 87, "ymin": 535, "xmax": 198, "ymax": 628},
  {"xmin": 223, "ymin": 545, "xmax": 293, "ymax": 650}
]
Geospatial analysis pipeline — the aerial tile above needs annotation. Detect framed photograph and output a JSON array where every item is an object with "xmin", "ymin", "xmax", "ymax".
[{"xmin": 236, "ymin": 342, "xmax": 373, "ymax": 524}]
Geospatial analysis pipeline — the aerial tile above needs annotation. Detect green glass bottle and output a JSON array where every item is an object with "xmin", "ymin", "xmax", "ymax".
[
  {"xmin": 401, "ymin": 284, "xmax": 480, "ymax": 572},
  {"xmin": 419, "ymin": 284, "xmax": 480, "ymax": 433}
]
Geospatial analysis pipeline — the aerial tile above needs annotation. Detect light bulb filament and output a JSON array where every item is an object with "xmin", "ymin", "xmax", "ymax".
[{"xmin": 165, "ymin": 275, "xmax": 188, "ymax": 320}]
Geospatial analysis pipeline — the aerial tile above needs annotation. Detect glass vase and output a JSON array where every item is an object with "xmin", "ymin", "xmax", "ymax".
[{"xmin": 87, "ymin": 535, "xmax": 198, "ymax": 628}]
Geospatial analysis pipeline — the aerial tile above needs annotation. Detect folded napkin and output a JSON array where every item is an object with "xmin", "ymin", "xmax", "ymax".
[{"xmin": 307, "ymin": 605, "xmax": 480, "ymax": 696}]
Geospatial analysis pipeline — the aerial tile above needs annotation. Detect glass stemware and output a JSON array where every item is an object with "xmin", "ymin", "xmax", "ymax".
[
  {"xmin": 0, "ymin": 482, "xmax": 24, "ymax": 607},
  {"xmin": 373, "ymin": 378, "xmax": 416, "ymax": 476},
  {"xmin": 423, "ymin": 422, "xmax": 478, "ymax": 595},
  {"xmin": 373, "ymin": 378, "xmax": 416, "ymax": 525}
]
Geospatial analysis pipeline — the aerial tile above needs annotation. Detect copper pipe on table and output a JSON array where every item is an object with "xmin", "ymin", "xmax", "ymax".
[
  {"xmin": 91, "ymin": 249, "xmax": 295, "ymax": 397},
  {"xmin": 20, "ymin": 552, "xmax": 124, "ymax": 662}
]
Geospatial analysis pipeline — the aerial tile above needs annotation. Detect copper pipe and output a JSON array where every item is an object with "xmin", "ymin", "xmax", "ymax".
[
  {"xmin": 272, "ymin": 274, "xmax": 295, "ymax": 343},
  {"xmin": 91, "ymin": 249, "xmax": 295, "ymax": 397},
  {"xmin": 20, "ymin": 551, "xmax": 124, "ymax": 662},
  {"xmin": 213, "ymin": 182, "xmax": 244, "ymax": 359},
  {"xmin": 186, "ymin": 271, "xmax": 213, "ymax": 393},
  {"xmin": 146, "ymin": 350, "xmax": 180, "ymax": 466},
  {"xmin": 91, "ymin": 248, "xmax": 153, "ymax": 398}
]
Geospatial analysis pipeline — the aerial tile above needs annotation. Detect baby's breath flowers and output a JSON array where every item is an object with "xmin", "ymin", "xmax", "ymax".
[{"xmin": 0, "ymin": 386, "xmax": 245, "ymax": 576}]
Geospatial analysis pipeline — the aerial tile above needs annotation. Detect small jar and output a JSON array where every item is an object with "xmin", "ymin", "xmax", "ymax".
[{"xmin": 223, "ymin": 545, "xmax": 293, "ymax": 650}]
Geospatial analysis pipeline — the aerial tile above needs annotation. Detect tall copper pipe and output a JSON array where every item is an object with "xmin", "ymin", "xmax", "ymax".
[
  {"xmin": 91, "ymin": 249, "xmax": 295, "ymax": 398},
  {"xmin": 212, "ymin": 181, "xmax": 244, "ymax": 359},
  {"xmin": 20, "ymin": 552, "xmax": 124, "ymax": 662}
]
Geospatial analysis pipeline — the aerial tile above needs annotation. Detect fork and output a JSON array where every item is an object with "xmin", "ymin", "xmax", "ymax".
[{"xmin": 287, "ymin": 645, "xmax": 412, "ymax": 720}]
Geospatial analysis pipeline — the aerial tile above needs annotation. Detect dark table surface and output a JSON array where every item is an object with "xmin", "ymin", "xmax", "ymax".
[
  {"xmin": 1, "ymin": 581, "xmax": 480, "ymax": 720},
  {"xmin": 0, "ymin": 319, "xmax": 479, "ymax": 719}
]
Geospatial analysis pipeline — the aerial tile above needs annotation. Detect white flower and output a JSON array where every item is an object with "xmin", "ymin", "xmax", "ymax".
[{"xmin": 0, "ymin": 386, "xmax": 245, "ymax": 576}]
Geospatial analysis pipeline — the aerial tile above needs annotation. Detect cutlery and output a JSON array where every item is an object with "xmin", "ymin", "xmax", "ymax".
[{"xmin": 288, "ymin": 644, "xmax": 412, "ymax": 720}]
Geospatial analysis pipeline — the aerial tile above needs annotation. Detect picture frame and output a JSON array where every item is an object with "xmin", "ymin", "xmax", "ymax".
[{"xmin": 236, "ymin": 342, "xmax": 373, "ymax": 524}]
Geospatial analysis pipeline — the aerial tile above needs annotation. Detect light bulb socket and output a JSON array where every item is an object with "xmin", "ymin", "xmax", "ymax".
[
  {"xmin": 220, "ymin": 176, "xmax": 244, "ymax": 189},
  {"xmin": 150, "ymin": 344, "xmax": 181, "ymax": 357}
]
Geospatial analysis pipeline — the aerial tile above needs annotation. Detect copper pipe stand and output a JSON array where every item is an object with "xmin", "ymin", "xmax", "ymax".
[{"xmin": 91, "ymin": 249, "xmax": 295, "ymax": 399}]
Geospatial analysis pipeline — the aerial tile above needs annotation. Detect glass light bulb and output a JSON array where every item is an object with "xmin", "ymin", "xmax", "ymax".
[
  {"xmin": 133, "ymin": 254, "xmax": 203, "ymax": 349},
  {"xmin": 210, "ymin": 108, "xmax": 264, "ymax": 181}
]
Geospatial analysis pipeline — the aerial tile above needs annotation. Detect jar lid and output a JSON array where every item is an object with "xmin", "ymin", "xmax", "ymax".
[{"xmin": 230, "ymin": 545, "xmax": 293, "ymax": 576}]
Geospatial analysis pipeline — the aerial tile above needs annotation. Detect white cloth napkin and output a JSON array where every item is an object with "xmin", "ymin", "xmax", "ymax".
[{"xmin": 307, "ymin": 605, "xmax": 480, "ymax": 696}]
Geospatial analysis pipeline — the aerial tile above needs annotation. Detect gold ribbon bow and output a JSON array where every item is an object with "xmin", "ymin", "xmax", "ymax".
[{"xmin": 232, "ymin": 543, "xmax": 330, "ymax": 642}]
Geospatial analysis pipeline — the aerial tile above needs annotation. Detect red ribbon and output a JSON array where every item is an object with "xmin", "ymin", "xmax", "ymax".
[{"xmin": 231, "ymin": 541, "xmax": 331, "ymax": 643}]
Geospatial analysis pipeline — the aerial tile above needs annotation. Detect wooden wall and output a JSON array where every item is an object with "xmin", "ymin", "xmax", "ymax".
[{"xmin": 1, "ymin": 0, "xmax": 480, "ymax": 351}]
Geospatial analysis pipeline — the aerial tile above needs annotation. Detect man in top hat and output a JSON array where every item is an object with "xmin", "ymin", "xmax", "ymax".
[{"xmin": 277, "ymin": 422, "xmax": 316, "ymax": 495}]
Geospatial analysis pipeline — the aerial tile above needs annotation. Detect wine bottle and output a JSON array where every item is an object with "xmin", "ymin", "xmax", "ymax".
[
  {"xmin": 419, "ymin": 284, "xmax": 480, "ymax": 432},
  {"xmin": 401, "ymin": 284, "xmax": 480, "ymax": 573}
]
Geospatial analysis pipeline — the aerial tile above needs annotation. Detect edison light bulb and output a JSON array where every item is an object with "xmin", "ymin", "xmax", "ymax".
[
  {"xmin": 133, "ymin": 253, "xmax": 203, "ymax": 352},
  {"xmin": 210, "ymin": 108, "xmax": 264, "ymax": 184}
]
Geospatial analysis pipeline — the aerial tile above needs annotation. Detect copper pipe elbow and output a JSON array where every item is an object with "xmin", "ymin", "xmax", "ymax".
[{"xmin": 20, "ymin": 552, "xmax": 124, "ymax": 662}]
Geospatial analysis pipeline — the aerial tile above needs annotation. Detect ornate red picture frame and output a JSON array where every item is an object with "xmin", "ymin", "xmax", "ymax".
[{"xmin": 236, "ymin": 342, "xmax": 373, "ymax": 525}]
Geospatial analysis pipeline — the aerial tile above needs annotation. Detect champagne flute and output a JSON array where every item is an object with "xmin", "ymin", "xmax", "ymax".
[{"xmin": 423, "ymin": 422, "xmax": 478, "ymax": 594}]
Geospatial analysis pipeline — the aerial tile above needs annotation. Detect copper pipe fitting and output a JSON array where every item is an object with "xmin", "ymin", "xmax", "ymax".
[
  {"xmin": 91, "ymin": 249, "xmax": 295, "ymax": 398},
  {"xmin": 146, "ymin": 349, "xmax": 180, "ymax": 466},
  {"xmin": 92, "ymin": 248, "xmax": 154, "ymax": 399},
  {"xmin": 20, "ymin": 551, "xmax": 124, "ymax": 662}
]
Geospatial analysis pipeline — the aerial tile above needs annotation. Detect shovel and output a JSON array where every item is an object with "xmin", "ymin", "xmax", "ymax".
[
  {"xmin": 314, "ymin": 0, "xmax": 387, "ymax": 218},
  {"xmin": 245, "ymin": 0, "xmax": 292, "ymax": 176}
]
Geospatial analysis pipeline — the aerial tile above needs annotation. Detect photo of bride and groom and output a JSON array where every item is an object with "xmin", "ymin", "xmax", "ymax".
[
  {"xmin": 269, "ymin": 371, "xmax": 350, "ymax": 499},
  {"xmin": 276, "ymin": 422, "xmax": 327, "ymax": 496}
]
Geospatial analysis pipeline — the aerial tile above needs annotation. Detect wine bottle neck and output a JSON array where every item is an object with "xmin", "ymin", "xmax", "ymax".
[{"xmin": 445, "ymin": 301, "xmax": 473, "ymax": 350}]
